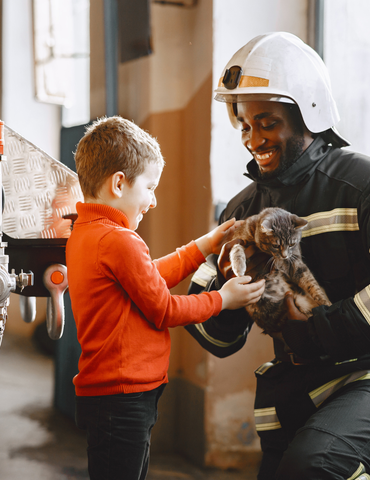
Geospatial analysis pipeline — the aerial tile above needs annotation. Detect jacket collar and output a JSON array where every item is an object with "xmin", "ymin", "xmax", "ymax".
[{"xmin": 244, "ymin": 135, "xmax": 333, "ymax": 188}]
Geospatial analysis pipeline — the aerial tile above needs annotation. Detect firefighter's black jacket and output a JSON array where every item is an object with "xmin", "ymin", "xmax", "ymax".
[{"xmin": 186, "ymin": 134, "xmax": 370, "ymax": 381}]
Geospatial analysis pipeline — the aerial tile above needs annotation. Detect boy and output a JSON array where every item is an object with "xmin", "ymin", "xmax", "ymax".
[{"xmin": 66, "ymin": 116, "xmax": 265, "ymax": 480}]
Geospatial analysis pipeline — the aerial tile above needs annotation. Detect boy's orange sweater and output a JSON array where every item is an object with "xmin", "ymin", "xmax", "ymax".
[{"xmin": 66, "ymin": 202, "xmax": 222, "ymax": 396}]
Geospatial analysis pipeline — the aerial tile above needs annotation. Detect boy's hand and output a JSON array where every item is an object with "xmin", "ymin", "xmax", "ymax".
[
  {"xmin": 219, "ymin": 276, "xmax": 265, "ymax": 310},
  {"xmin": 195, "ymin": 218, "xmax": 243, "ymax": 258}
]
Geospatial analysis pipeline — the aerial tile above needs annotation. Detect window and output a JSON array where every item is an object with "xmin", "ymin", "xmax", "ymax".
[
  {"xmin": 324, "ymin": 0, "xmax": 370, "ymax": 155},
  {"xmin": 33, "ymin": 0, "xmax": 90, "ymax": 127}
]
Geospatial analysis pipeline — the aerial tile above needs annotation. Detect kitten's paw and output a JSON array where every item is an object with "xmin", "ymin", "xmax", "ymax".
[
  {"xmin": 314, "ymin": 296, "xmax": 331, "ymax": 306},
  {"xmin": 230, "ymin": 244, "xmax": 247, "ymax": 276},
  {"xmin": 311, "ymin": 290, "xmax": 331, "ymax": 306}
]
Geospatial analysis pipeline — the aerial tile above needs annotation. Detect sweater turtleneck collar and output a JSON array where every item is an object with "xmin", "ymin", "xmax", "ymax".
[{"xmin": 75, "ymin": 202, "xmax": 130, "ymax": 229}]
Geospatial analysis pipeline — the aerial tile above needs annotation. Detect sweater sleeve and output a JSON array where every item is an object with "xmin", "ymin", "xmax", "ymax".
[
  {"xmin": 98, "ymin": 229, "xmax": 222, "ymax": 329},
  {"xmin": 153, "ymin": 241, "xmax": 206, "ymax": 289}
]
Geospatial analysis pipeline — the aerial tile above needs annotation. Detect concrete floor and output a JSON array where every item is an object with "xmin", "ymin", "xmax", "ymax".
[{"xmin": 0, "ymin": 333, "xmax": 259, "ymax": 480}]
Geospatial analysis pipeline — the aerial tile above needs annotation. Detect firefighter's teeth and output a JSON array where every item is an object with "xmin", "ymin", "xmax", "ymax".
[{"xmin": 256, "ymin": 151, "xmax": 274, "ymax": 160}]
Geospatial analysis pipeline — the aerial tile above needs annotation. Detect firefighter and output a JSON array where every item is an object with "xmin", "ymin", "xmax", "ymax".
[{"xmin": 186, "ymin": 32, "xmax": 370, "ymax": 480}]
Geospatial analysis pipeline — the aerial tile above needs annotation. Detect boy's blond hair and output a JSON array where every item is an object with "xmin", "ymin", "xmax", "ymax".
[{"xmin": 75, "ymin": 116, "xmax": 164, "ymax": 198}]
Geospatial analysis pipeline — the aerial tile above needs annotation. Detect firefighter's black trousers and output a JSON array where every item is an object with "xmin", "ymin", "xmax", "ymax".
[{"xmin": 256, "ymin": 362, "xmax": 370, "ymax": 480}]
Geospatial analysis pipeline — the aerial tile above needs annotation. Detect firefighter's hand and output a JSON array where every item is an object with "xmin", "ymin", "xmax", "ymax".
[
  {"xmin": 284, "ymin": 292, "xmax": 308, "ymax": 321},
  {"xmin": 268, "ymin": 293, "xmax": 307, "ymax": 347},
  {"xmin": 218, "ymin": 240, "xmax": 271, "ymax": 281}
]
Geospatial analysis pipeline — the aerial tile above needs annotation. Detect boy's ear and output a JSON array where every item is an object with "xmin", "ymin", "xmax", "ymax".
[{"xmin": 111, "ymin": 171, "xmax": 126, "ymax": 198}]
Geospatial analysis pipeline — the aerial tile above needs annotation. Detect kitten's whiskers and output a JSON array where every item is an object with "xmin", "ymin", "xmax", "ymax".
[{"xmin": 267, "ymin": 256, "xmax": 275, "ymax": 272}]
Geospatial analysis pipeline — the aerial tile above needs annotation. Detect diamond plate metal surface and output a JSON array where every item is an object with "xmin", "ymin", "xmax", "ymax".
[{"xmin": 2, "ymin": 125, "xmax": 82, "ymax": 239}]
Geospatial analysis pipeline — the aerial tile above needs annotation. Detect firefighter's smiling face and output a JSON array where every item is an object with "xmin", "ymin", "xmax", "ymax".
[{"xmin": 236, "ymin": 101, "xmax": 313, "ymax": 179}]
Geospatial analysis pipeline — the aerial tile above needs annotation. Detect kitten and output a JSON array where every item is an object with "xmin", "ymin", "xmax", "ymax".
[{"xmin": 229, "ymin": 207, "xmax": 331, "ymax": 334}]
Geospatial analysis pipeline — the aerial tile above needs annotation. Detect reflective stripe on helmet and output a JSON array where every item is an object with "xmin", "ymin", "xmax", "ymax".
[{"xmin": 218, "ymin": 75, "xmax": 269, "ymax": 89}]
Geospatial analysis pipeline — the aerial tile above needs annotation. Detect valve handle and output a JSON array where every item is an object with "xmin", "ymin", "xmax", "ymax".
[
  {"xmin": 43, "ymin": 264, "xmax": 68, "ymax": 340},
  {"xmin": 19, "ymin": 295, "xmax": 36, "ymax": 323}
]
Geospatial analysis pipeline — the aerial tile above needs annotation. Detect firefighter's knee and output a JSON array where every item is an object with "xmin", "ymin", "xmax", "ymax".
[{"xmin": 276, "ymin": 427, "xmax": 368, "ymax": 480}]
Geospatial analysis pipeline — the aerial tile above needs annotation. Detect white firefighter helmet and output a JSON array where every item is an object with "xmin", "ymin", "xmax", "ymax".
[{"xmin": 215, "ymin": 32, "xmax": 349, "ymax": 147}]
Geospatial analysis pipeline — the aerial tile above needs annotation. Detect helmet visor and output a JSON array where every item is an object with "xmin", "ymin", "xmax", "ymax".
[{"xmin": 215, "ymin": 93, "xmax": 296, "ymax": 104}]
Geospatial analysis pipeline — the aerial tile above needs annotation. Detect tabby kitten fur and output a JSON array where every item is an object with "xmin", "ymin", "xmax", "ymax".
[{"xmin": 229, "ymin": 207, "xmax": 331, "ymax": 334}]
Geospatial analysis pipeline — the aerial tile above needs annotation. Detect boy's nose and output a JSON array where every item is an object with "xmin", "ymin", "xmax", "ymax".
[{"xmin": 150, "ymin": 194, "xmax": 157, "ymax": 209}]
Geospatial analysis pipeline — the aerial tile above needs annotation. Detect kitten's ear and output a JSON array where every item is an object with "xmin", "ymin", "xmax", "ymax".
[
  {"xmin": 293, "ymin": 215, "xmax": 308, "ymax": 231},
  {"xmin": 261, "ymin": 218, "xmax": 273, "ymax": 233}
]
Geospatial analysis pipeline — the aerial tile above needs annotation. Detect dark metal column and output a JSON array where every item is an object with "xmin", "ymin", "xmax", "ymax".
[
  {"xmin": 103, "ymin": 0, "xmax": 119, "ymax": 117},
  {"xmin": 308, "ymin": 0, "xmax": 325, "ymax": 59},
  {"xmin": 314, "ymin": 0, "xmax": 325, "ymax": 59}
]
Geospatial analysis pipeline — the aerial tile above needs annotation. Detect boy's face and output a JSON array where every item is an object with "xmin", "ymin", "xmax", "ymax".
[{"xmin": 120, "ymin": 162, "xmax": 162, "ymax": 230}]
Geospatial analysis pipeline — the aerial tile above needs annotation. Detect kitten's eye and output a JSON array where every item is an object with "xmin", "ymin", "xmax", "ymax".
[
  {"xmin": 272, "ymin": 244, "xmax": 279, "ymax": 249},
  {"xmin": 289, "ymin": 242, "xmax": 296, "ymax": 247}
]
